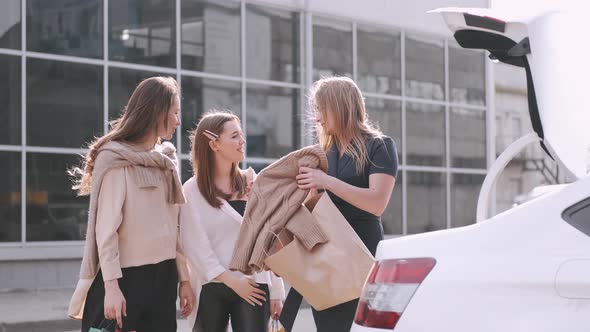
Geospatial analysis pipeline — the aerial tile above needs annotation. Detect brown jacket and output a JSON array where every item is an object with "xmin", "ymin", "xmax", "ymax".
[{"xmin": 229, "ymin": 145, "xmax": 330, "ymax": 274}]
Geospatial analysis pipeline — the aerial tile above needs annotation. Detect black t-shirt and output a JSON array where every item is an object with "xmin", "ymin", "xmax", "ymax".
[{"xmin": 326, "ymin": 135, "xmax": 398, "ymax": 254}]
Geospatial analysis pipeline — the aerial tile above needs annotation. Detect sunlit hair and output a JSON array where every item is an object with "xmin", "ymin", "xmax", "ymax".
[
  {"xmin": 69, "ymin": 76, "xmax": 179, "ymax": 195},
  {"xmin": 309, "ymin": 76, "xmax": 383, "ymax": 175},
  {"xmin": 189, "ymin": 110, "xmax": 247, "ymax": 208}
]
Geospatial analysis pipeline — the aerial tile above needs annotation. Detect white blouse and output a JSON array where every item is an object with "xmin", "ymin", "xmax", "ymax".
[{"xmin": 179, "ymin": 176, "xmax": 285, "ymax": 325}]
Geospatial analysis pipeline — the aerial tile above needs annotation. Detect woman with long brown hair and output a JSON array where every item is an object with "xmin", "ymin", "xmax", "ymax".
[
  {"xmin": 179, "ymin": 110, "xmax": 285, "ymax": 332},
  {"xmin": 68, "ymin": 76, "xmax": 194, "ymax": 332},
  {"xmin": 294, "ymin": 76, "xmax": 398, "ymax": 331}
]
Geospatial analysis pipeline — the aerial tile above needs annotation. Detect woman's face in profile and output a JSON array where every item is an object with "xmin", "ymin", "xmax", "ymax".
[{"xmin": 158, "ymin": 97, "xmax": 180, "ymax": 140}]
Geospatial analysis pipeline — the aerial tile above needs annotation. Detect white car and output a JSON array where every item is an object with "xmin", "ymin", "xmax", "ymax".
[{"xmin": 352, "ymin": 7, "xmax": 590, "ymax": 332}]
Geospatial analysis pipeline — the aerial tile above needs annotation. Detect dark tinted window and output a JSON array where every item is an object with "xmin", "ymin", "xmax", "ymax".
[
  {"xmin": 27, "ymin": 0, "xmax": 103, "ymax": 58},
  {"xmin": 109, "ymin": 0, "xmax": 176, "ymax": 67},
  {"xmin": 0, "ymin": 54, "xmax": 21, "ymax": 145},
  {"xmin": 0, "ymin": 0, "xmax": 21, "ymax": 49},
  {"xmin": 181, "ymin": 0, "xmax": 240, "ymax": 76},
  {"xmin": 27, "ymin": 59, "xmax": 103, "ymax": 148},
  {"xmin": 26, "ymin": 153, "xmax": 88, "ymax": 241},
  {"xmin": 0, "ymin": 152, "xmax": 21, "ymax": 242}
]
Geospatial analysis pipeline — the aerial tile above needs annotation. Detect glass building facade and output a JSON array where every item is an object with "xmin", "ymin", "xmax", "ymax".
[{"xmin": 0, "ymin": 0, "xmax": 487, "ymax": 246}]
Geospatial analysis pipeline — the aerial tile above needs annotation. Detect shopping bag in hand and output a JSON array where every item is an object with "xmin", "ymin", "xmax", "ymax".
[
  {"xmin": 268, "ymin": 318, "xmax": 286, "ymax": 332},
  {"xmin": 89, "ymin": 319, "xmax": 119, "ymax": 332}
]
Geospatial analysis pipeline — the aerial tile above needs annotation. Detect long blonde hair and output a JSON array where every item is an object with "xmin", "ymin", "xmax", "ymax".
[
  {"xmin": 69, "ymin": 76, "xmax": 179, "ymax": 195},
  {"xmin": 310, "ymin": 76, "xmax": 383, "ymax": 175},
  {"xmin": 190, "ymin": 110, "xmax": 247, "ymax": 208}
]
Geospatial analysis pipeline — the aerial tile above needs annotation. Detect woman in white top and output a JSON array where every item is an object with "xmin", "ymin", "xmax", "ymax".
[{"xmin": 180, "ymin": 110, "xmax": 285, "ymax": 332}]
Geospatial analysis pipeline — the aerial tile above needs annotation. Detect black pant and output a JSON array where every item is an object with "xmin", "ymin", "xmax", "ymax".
[
  {"xmin": 193, "ymin": 282, "xmax": 270, "ymax": 332},
  {"xmin": 311, "ymin": 299, "xmax": 358, "ymax": 332},
  {"xmin": 81, "ymin": 259, "xmax": 178, "ymax": 332}
]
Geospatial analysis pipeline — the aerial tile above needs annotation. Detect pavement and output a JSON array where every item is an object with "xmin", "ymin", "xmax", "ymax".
[{"xmin": 0, "ymin": 288, "xmax": 316, "ymax": 332}]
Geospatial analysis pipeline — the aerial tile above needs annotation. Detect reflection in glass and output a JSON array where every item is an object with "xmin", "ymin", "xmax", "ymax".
[
  {"xmin": 0, "ymin": 55, "xmax": 21, "ymax": 145},
  {"xmin": 27, "ymin": 59, "xmax": 103, "ymax": 148},
  {"xmin": 313, "ymin": 17, "xmax": 352, "ymax": 80},
  {"xmin": 381, "ymin": 172, "xmax": 402, "ymax": 235},
  {"xmin": 0, "ymin": 0, "xmax": 21, "ymax": 49},
  {"xmin": 181, "ymin": 0, "xmax": 240, "ymax": 76},
  {"xmin": 357, "ymin": 26, "xmax": 401, "ymax": 95},
  {"xmin": 406, "ymin": 103, "xmax": 445, "ymax": 166},
  {"xmin": 26, "ymin": 153, "xmax": 89, "ymax": 241},
  {"xmin": 450, "ymin": 108, "xmax": 486, "ymax": 169},
  {"xmin": 405, "ymin": 34, "xmax": 444, "ymax": 100},
  {"xmin": 0, "ymin": 152, "xmax": 21, "ymax": 242},
  {"xmin": 451, "ymin": 174, "xmax": 484, "ymax": 228},
  {"xmin": 365, "ymin": 98, "xmax": 402, "ymax": 158},
  {"xmin": 407, "ymin": 171, "xmax": 446, "ymax": 234},
  {"xmin": 246, "ymin": 85, "xmax": 299, "ymax": 158},
  {"xmin": 109, "ymin": 0, "xmax": 176, "ymax": 67},
  {"xmin": 449, "ymin": 45, "xmax": 485, "ymax": 105},
  {"xmin": 27, "ymin": 0, "xmax": 103, "ymax": 58},
  {"xmin": 246, "ymin": 4, "xmax": 299, "ymax": 83},
  {"xmin": 181, "ymin": 77, "xmax": 241, "ymax": 153}
]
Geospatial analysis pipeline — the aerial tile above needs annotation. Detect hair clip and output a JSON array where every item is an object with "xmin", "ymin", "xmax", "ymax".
[{"xmin": 203, "ymin": 129, "xmax": 219, "ymax": 141}]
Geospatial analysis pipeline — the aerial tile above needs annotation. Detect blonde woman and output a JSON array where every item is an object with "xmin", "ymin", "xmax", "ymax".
[
  {"xmin": 68, "ymin": 77, "xmax": 194, "ymax": 332},
  {"xmin": 180, "ymin": 111, "xmax": 285, "ymax": 332},
  {"xmin": 295, "ymin": 76, "xmax": 398, "ymax": 331}
]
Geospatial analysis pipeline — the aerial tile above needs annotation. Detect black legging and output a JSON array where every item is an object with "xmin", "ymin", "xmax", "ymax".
[{"xmin": 193, "ymin": 282, "xmax": 270, "ymax": 332}]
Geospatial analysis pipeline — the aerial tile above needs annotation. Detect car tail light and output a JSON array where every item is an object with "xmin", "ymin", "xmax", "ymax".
[{"xmin": 354, "ymin": 257, "xmax": 436, "ymax": 330}]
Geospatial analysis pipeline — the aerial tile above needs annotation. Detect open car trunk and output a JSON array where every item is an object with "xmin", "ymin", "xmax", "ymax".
[{"xmin": 432, "ymin": 7, "xmax": 590, "ymax": 180}]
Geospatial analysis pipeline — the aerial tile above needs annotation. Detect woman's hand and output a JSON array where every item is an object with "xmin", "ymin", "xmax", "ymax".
[
  {"xmin": 296, "ymin": 167, "xmax": 330, "ymax": 190},
  {"xmin": 270, "ymin": 299, "xmax": 283, "ymax": 319},
  {"xmin": 227, "ymin": 276, "xmax": 267, "ymax": 306},
  {"xmin": 178, "ymin": 281, "xmax": 194, "ymax": 318},
  {"xmin": 104, "ymin": 279, "xmax": 126, "ymax": 329}
]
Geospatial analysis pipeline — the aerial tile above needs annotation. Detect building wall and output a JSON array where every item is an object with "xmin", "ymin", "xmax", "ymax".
[{"xmin": 0, "ymin": 0, "xmax": 488, "ymax": 290}]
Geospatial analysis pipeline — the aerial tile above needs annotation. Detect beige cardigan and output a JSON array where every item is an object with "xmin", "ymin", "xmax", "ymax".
[
  {"xmin": 229, "ymin": 145, "xmax": 330, "ymax": 274},
  {"xmin": 68, "ymin": 141, "xmax": 189, "ymax": 319}
]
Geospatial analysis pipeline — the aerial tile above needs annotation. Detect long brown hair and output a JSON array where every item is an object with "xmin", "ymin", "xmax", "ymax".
[
  {"xmin": 310, "ymin": 76, "xmax": 383, "ymax": 174},
  {"xmin": 69, "ymin": 76, "xmax": 179, "ymax": 195},
  {"xmin": 190, "ymin": 110, "xmax": 247, "ymax": 208}
]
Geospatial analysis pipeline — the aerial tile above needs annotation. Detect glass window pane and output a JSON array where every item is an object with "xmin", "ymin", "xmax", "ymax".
[
  {"xmin": 109, "ymin": 0, "xmax": 176, "ymax": 67},
  {"xmin": 381, "ymin": 172, "xmax": 402, "ymax": 235},
  {"xmin": 0, "ymin": 54, "xmax": 21, "ymax": 145},
  {"xmin": 181, "ymin": 77, "xmax": 241, "ymax": 153},
  {"xmin": 27, "ymin": 59, "xmax": 103, "ymax": 148},
  {"xmin": 27, "ymin": 0, "xmax": 103, "ymax": 58},
  {"xmin": 246, "ymin": 85, "xmax": 299, "ymax": 158},
  {"xmin": 313, "ymin": 17, "xmax": 352, "ymax": 80},
  {"xmin": 0, "ymin": 152, "xmax": 21, "ymax": 242},
  {"xmin": 405, "ymin": 34, "xmax": 444, "ymax": 100},
  {"xmin": 246, "ymin": 4, "xmax": 300, "ymax": 83},
  {"xmin": 181, "ymin": 0, "xmax": 240, "ymax": 76},
  {"xmin": 450, "ymin": 108, "xmax": 486, "ymax": 169},
  {"xmin": 357, "ymin": 25, "xmax": 401, "ymax": 95},
  {"xmin": 407, "ymin": 171, "xmax": 446, "ymax": 234},
  {"xmin": 26, "ymin": 153, "xmax": 88, "ymax": 241},
  {"xmin": 406, "ymin": 102, "xmax": 445, "ymax": 166},
  {"xmin": 0, "ymin": 0, "xmax": 21, "ymax": 49},
  {"xmin": 365, "ymin": 98, "xmax": 402, "ymax": 159},
  {"xmin": 108, "ymin": 68, "xmax": 177, "ymax": 145},
  {"xmin": 449, "ymin": 44, "xmax": 485, "ymax": 106},
  {"xmin": 451, "ymin": 174, "xmax": 484, "ymax": 228}
]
